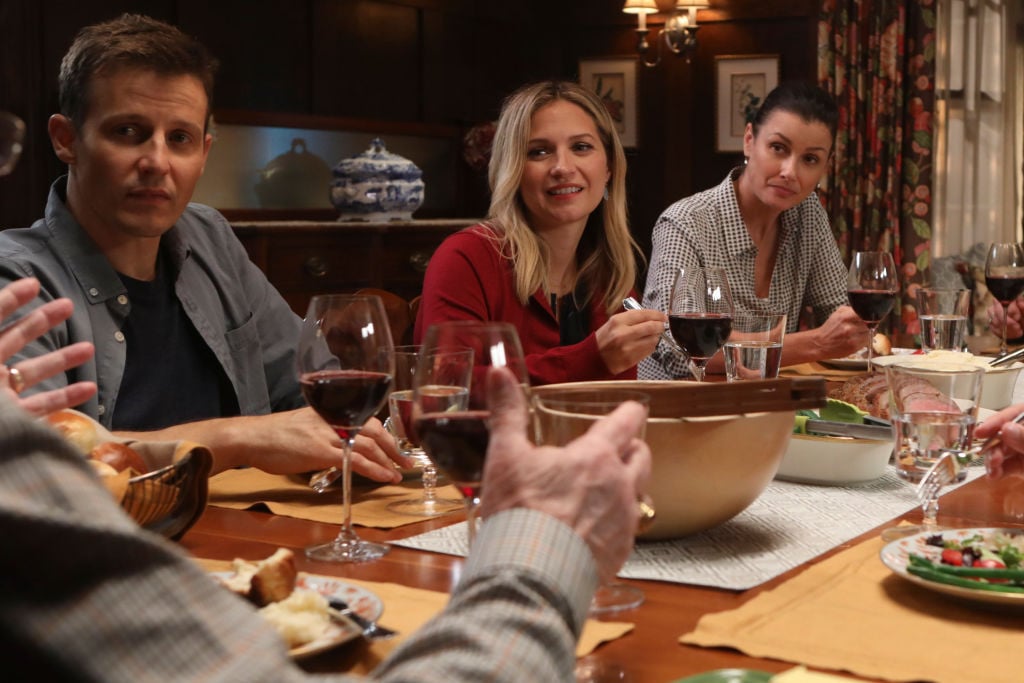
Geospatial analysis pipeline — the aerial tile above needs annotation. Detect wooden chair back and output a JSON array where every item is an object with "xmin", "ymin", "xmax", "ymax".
[{"xmin": 356, "ymin": 288, "xmax": 414, "ymax": 345}]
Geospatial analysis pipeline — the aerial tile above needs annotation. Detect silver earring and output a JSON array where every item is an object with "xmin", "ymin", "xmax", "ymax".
[
  {"xmin": 743, "ymin": 157, "xmax": 748, "ymax": 166},
  {"xmin": 603, "ymin": 186, "xmax": 609, "ymax": 201}
]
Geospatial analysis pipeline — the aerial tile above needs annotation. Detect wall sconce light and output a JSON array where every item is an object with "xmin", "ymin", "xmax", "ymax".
[{"xmin": 623, "ymin": 0, "xmax": 709, "ymax": 67}]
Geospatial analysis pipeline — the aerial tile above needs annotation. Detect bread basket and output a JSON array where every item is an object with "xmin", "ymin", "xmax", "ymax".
[
  {"xmin": 121, "ymin": 443, "xmax": 212, "ymax": 539},
  {"xmin": 46, "ymin": 410, "xmax": 213, "ymax": 540}
]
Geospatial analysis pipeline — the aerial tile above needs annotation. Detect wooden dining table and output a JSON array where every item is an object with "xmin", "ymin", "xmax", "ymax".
[{"xmin": 179, "ymin": 468, "xmax": 1024, "ymax": 682}]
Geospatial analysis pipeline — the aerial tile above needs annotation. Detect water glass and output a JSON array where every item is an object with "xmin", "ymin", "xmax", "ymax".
[
  {"xmin": 533, "ymin": 387, "xmax": 650, "ymax": 615},
  {"xmin": 723, "ymin": 313, "xmax": 787, "ymax": 381},
  {"xmin": 916, "ymin": 288, "xmax": 970, "ymax": 352},
  {"xmin": 885, "ymin": 362, "xmax": 984, "ymax": 484}
]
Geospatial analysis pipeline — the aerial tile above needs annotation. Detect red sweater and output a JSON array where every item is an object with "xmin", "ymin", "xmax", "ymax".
[{"xmin": 414, "ymin": 225, "xmax": 636, "ymax": 385}]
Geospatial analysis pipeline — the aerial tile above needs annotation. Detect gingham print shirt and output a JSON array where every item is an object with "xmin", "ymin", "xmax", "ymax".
[{"xmin": 639, "ymin": 167, "xmax": 848, "ymax": 379}]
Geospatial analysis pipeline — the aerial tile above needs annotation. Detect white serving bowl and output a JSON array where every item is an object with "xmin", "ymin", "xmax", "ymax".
[
  {"xmin": 776, "ymin": 434, "xmax": 893, "ymax": 485},
  {"xmin": 532, "ymin": 380, "xmax": 798, "ymax": 540},
  {"xmin": 871, "ymin": 352, "xmax": 1023, "ymax": 411}
]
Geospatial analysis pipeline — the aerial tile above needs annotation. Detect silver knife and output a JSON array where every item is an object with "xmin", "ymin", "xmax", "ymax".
[{"xmin": 804, "ymin": 419, "xmax": 893, "ymax": 441}]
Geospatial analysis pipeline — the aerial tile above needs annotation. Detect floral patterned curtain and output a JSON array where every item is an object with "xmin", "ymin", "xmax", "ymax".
[{"xmin": 818, "ymin": 0, "xmax": 938, "ymax": 339}]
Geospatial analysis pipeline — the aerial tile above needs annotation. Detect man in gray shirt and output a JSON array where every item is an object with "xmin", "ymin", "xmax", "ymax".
[{"xmin": 0, "ymin": 14, "xmax": 407, "ymax": 480}]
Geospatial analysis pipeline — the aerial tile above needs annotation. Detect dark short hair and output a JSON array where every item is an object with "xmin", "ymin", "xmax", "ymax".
[
  {"xmin": 750, "ymin": 81, "xmax": 839, "ymax": 142},
  {"xmin": 58, "ymin": 13, "xmax": 219, "ymax": 129}
]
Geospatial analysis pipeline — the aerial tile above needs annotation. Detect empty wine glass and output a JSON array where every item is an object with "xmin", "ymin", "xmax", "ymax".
[
  {"xmin": 386, "ymin": 345, "xmax": 469, "ymax": 517},
  {"xmin": 668, "ymin": 266, "xmax": 734, "ymax": 381},
  {"xmin": 533, "ymin": 387, "xmax": 650, "ymax": 614},
  {"xmin": 297, "ymin": 294, "xmax": 394, "ymax": 562},
  {"xmin": 415, "ymin": 321, "xmax": 528, "ymax": 548},
  {"xmin": 984, "ymin": 242, "xmax": 1024, "ymax": 357},
  {"xmin": 881, "ymin": 362, "xmax": 983, "ymax": 541},
  {"xmin": 847, "ymin": 251, "xmax": 898, "ymax": 371}
]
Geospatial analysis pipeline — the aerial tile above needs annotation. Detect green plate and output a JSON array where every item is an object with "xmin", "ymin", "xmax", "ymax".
[{"xmin": 670, "ymin": 670, "xmax": 773, "ymax": 683}]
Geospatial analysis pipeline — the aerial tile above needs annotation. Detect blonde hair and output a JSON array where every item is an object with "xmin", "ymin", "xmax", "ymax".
[{"xmin": 485, "ymin": 80, "xmax": 641, "ymax": 314}]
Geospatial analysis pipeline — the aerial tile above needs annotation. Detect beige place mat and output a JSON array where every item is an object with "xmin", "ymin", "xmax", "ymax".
[
  {"xmin": 681, "ymin": 534, "xmax": 1024, "ymax": 683},
  {"xmin": 196, "ymin": 557, "xmax": 631, "ymax": 664},
  {"xmin": 780, "ymin": 362, "xmax": 864, "ymax": 380},
  {"xmin": 207, "ymin": 467, "xmax": 463, "ymax": 528}
]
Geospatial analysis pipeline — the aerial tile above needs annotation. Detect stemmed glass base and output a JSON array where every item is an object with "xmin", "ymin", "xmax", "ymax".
[
  {"xmin": 306, "ymin": 527, "xmax": 390, "ymax": 562},
  {"xmin": 865, "ymin": 323, "xmax": 879, "ymax": 372},
  {"xmin": 307, "ymin": 435, "xmax": 390, "ymax": 563},
  {"xmin": 997, "ymin": 302, "xmax": 1012, "ymax": 357},
  {"xmin": 590, "ymin": 582, "xmax": 644, "ymax": 614},
  {"xmin": 574, "ymin": 655, "xmax": 629, "ymax": 682},
  {"xmin": 387, "ymin": 458, "xmax": 462, "ymax": 517},
  {"xmin": 688, "ymin": 359, "xmax": 709, "ymax": 382}
]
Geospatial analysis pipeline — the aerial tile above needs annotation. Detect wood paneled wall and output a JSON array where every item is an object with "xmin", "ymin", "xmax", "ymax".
[{"xmin": 0, "ymin": 0, "xmax": 821, "ymax": 261}]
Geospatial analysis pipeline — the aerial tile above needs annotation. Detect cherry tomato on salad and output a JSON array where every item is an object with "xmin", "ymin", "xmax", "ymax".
[{"xmin": 941, "ymin": 549, "xmax": 964, "ymax": 566}]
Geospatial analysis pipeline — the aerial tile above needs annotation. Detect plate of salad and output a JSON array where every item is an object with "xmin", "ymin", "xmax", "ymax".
[{"xmin": 880, "ymin": 527, "xmax": 1024, "ymax": 606}]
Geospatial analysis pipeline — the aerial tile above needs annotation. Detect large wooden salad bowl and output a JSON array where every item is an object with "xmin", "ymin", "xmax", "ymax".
[{"xmin": 532, "ymin": 378, "xmax": 825, "ymax": 540}]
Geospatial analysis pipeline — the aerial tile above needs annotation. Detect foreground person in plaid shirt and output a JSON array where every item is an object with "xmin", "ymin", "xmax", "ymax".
[
  {"xmin": 640, "ymin": 82, "xmax": 870, "ymax": 380},
  {"xmin": 0, "ymin": 365, "xmax": 651, "ymax": 681}
]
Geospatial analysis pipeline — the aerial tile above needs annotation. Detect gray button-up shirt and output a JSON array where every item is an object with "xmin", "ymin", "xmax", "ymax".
[
  {"xmin": 640, "ymin": 168, "xmax": 849, "ymax": 379},
  {"xmin": 0, "ymin": 178, "xmax": 304, "ymax": 427}
]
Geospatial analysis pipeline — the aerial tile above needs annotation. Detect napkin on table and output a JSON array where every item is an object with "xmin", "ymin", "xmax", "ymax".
[
  {"xmin": 207, "ymin": 467, "xmax": 461, "ymax": 529},
  {"xmin": 780, "ymin": 362, "xmax": 863, "ymax": 380},
  {"xmin": 681, "ymin": 534, "xmax": 1024, "ymax": 683}
]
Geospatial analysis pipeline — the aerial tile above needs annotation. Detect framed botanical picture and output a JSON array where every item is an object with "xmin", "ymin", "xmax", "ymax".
[
  {"xmin": 579, "ymin": 57, "xmax": 638, "ymax": 148},
  {"xmin": 714, "ymin": 55, "xmax": 780, "ymax": 153}
]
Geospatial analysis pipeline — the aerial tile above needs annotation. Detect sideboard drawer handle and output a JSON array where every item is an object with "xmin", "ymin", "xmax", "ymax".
[
  {"xmin": 409, "ymin": 251, "xmax": 431, "ymax": 274},
  {"xmin": 304, "ymin": 256, "xmax": 329, "ymax": 278}
]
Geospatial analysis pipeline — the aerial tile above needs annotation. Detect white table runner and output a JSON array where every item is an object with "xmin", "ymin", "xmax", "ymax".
[{"xmin": 392, "ymin": 468, "xmax": 986, "ymax": 590}]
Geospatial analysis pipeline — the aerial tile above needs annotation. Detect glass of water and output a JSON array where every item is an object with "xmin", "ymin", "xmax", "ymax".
[
  {"xmin": 883, "ymin": 361, "xmax": 983, "ymax": 540},
  {"xmin": 916, "ymin": 288, "xmax": 970, "ymax": 352},
  {"xmin": 885, "ymin": 362, "xmax": 984, "ymax": 484},
  {"xmin": 723, "ymin": 313, "xmax": 786, "ymax": 381}
]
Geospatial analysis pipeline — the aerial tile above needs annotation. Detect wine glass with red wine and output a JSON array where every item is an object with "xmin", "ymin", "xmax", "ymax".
[
  {"xmin": 414, "ymin": 321, "xmax": 528, "ymax": 548},
  {"xmin": 386, "ymin": 346, "xmax": 472, "ymax": 517},
  {"xmin": 668, "ymin": 266, "xmax": 734, "ymax": 381},
  {"xmin": 847, "ymin": 251, "xmax": 898, "ymax": 371},
  {"xmin": 984, "ymin": 242, "xmax": 1024, "ymax": 357},
  {"xmin": 297, "ymin": 294, "xmax": 394, "ymax": 562}
]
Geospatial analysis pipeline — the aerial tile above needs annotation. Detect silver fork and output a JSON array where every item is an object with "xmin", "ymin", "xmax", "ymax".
[
  {"xmin": 327, "ymin": 597, "xmax": 397, "ymax": 640},
  {"xmin": 916, "ymin": 451, "xmax": 963, "ymax": 531}
]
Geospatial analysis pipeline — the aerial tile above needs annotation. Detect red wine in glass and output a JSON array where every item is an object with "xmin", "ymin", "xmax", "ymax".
[
  {"xmin": 668, "ymin": 267, "xmax": 734, "ymax": 381},
  {"xmin": 301, "ymin": 370, "xmax": 392, "ymax": 439},
  {"xmin": 985, "ymin": 276, "xmax": 1024, "ymax": 306},
  {"xmin": 847, "ymin": 289, "xmax": 896, "ymax": 326},
  {"xmin": 668, "ymin": 313, "xmax": 733, "ymax": 360},
  {"xmin": 415, "ymin": 410, "xmax": 490, "ymax": 500},
  {"xmin": 984, "ymin": 242, "xmax": 1024, "ymax": 357},
  {"xmin": 847, "ymin": 251, "xmax": 898, "ymax": 371},
  {"xmin": 415, "ymin": 321, "xmax": 527, "ymax": 548},
  {"xmin": 298, "ymin": 293, "xmax": 394, "ymax": 563}
]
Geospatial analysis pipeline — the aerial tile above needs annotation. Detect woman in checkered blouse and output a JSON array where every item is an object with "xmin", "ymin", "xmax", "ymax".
[{"xmin": 639, "ymin": 82, "xmax": 870, "ymax": 379}]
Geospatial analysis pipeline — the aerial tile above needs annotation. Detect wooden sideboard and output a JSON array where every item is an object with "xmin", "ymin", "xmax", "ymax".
[{"xmin": 231, "ymin": 218, "xmax": 477, "ymax": 316}]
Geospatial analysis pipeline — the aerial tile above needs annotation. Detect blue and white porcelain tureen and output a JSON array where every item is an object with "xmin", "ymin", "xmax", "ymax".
[{"xmin": 330, "ymin": 138, "xmax": 425, "ymax": 222}]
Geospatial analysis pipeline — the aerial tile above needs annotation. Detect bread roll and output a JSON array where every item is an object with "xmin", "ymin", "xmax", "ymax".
[
  {"xmin": 872, "ymin": 332, "xmax": 892, "ymax": 356},
  {"xmin": 90, "ymin": 441, "xmax": 148, "ymax": 474},
  {"xmin": 221, "ymin": 548, "xmax": 298, "ymax": 607},
  {"xmin": 45, "ymin": 410, "xmax": 100, "ymax": 454},
  {"xmin": 88, "ymin": 459, "xmax": 119, "ymax": 478}
]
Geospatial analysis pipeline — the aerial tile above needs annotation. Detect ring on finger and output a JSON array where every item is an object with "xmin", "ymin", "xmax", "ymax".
[
  {"xmin": 7, "ymin": 366, "xmax": 25, "ymax": 394},
  {"xmin": 636, "ymin": 493, "xmax": 656, "ymax": 533}
]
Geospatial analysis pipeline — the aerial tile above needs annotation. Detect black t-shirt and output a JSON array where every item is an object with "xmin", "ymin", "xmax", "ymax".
[
  {"xmin": 112, "ymin": 251, "xmax": 240, "ymax": 430},
  {"xmin": 552, "ymin": 288, "xmax": 591, "ymax": 347}
]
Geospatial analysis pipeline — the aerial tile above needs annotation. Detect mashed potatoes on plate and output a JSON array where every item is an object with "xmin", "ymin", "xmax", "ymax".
[{"xmin": 259, "ymin": 589, "xmax": 331, "ymax": 648}]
